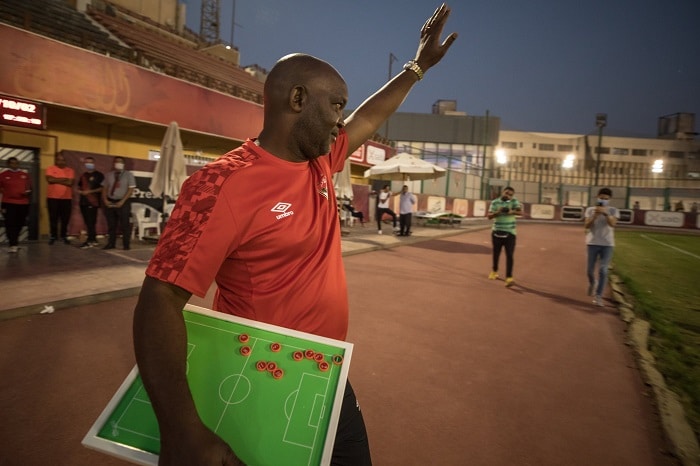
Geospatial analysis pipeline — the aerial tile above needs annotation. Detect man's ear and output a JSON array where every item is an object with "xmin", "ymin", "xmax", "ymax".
[{"xmin": 289, "ymin": 86, "xmax": 306, "ymax": 112}]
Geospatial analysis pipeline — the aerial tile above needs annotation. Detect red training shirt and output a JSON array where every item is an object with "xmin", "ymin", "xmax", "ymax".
[
  {"xmin": 147, "ymin": 131, "xmax": 349, "ymax": 341},
  {"xmin": 0, "ymin": 169, "xmax": 31, "ymax": 205}
]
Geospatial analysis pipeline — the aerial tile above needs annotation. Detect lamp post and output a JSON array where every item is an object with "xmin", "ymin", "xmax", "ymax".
[
  {"xmin": 594, "ymin": 113, "xmax": 607, "ymax": 186},
  {"xmin": 383, "ymin": 53, "xmax": 398, "ymax": 139}
]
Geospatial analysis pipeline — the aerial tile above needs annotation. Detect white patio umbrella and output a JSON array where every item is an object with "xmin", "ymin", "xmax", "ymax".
[
  {"xmin": 363, "ymin": 152, "xmax": 446, "ymax": 181},
  {"xmin": 150, "ymin": 121, "xmax": 188, "ymax": 218},
  {"xmin": 333, "ymin": 158, "xmax": 354, "ymax": 200}
]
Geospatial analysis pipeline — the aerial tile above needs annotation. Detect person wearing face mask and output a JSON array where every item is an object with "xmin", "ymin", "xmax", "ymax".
[
  {"xmin": 487, "ymin": 186, "xmax": 522, "ymax": 287},
  {"xmin": 77, "ymin": 156, "xmax": 105, "ymax": 249},
  {"xmin": 0, "ymin": 157, "xmax": 32, "ymax": 253},
  {"xmin": 101, "ymin": 156, "xmax": 136, "ymax": 250},
  {"xmin": 45, "ymin": 153, "xmax": 75, "ymax": 245},
  {"xmin": 584, "ymin": 187, "xmax": 619, "ymax": 306}
]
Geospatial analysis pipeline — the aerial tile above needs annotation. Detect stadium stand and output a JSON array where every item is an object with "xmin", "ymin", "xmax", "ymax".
[
  {"xmin": 0, "ymin": 0, "xmax": 133, "ymax": 62},
  {"xmin": 0, "ymin": 0, "xmax": 263, "ymax": 105},
  {"xmin": 87, "ymin": 3, "xmax": 263, "ymax": 103}
]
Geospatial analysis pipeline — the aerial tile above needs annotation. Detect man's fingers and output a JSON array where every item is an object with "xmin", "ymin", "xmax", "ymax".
[{"xmin": 442, "ymin": 32, "xmax": 458, "ymax": 50}]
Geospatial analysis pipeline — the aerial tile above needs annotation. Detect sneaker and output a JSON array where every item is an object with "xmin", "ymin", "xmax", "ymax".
[
  {"xmin": 505, "ymin": 277, "xmax": 515, "ymax": 287},
  {"xmin": 80, "ymin": 242, "xmax": 92, "ymax": 249},
  {"xmin": 593, "ymin": 295, "xmax": 604, "ymax": 307},
  {"xmin": 587, "ymin": 282, "xmax": 596, "ymax": 296},
  {"xmin": 488, "ymin": 271, "xmax": 499, "ymax": 280},
  {"xmin": 8, "ymin": 246, "xmax": 19, "ymax": 253},
  {"xmin": 89, "ymin": 241, "xmax": 99, "ymax": 247},
  {"xmin": 377, "ymin": 230, "xmax": 383, "ymax": 235}
]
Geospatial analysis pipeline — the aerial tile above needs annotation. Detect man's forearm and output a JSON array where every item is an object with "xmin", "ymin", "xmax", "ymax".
[{"xmin": 133, "ymin": 277, "xmax": 199, "ymax": 429}]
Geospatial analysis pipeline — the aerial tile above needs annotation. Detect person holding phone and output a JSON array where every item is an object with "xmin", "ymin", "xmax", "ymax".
[
  {"xmin": 487, "ymin": 186, "xmax": 522, "ymax": 287},
  {"xmin": 584, "ymin": 187, "xmax": 619, "ymax": 306}
]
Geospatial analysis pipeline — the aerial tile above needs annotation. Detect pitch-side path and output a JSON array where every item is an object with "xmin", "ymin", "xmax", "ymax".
[{"xmin": 0, "ymin": 223, "xmax": 679, "ymax": 465}]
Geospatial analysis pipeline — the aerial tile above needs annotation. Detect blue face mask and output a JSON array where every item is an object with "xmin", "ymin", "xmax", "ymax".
[
  {"xmin": 597, "ymin": 198, "xmax": 609, "ymax": 206},
  {"xmin": 85, "ymin": 163, "xmax": 95, "ymax": 170}
]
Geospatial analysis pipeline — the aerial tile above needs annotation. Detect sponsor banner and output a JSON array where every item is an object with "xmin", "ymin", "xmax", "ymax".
[
  {"xmin": 365, "ymin": 144, "xmax": 387, "ymax": 165},
  {"xmin": 427, "ymin": 196, "xmax": 446, "ymax": 213},
  {"xmin": 531, "ymin": 204, "xmax": 555, "ymax": 220},
  {"xmin": 617, "ymin": 209, "xmax": 633, "ymax": 224},
  {"xmin": 644, "ymin": 211, "xmax": 684, "ymax": 228},
  {"xmin": 453, "ymin": 198, "xmax": 469, "ymax": 217},
  {"xmin": 561, "ymin": 206, "xmax": 584, "ymax": 221},
  {"xmin": 349, "ymin": 145, "xmax": 364, "ymax": 163},
  {"xmin": 473, "ymin": 200, "xmax": 487, "ymax": 217}
]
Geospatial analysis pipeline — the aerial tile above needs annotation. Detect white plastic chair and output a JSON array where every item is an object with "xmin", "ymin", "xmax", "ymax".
[{"xmin": 131, "ymin": 202, "xmax": 162, "ymax": 240}]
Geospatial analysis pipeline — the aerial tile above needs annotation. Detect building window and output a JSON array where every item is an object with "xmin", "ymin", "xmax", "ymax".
[
  {"xmin": 557, "ymin": 144, "xmax": 573, "ymax": 152},
  {"xmin": 612, "ymin": 148, "xmax": 629, "ymax": 155},
  {"xmin": 632, "ymin": 149, "xmax": 647, "ymax": 156},
  {"xmin": 668, "ymin": 151, "xmax": 685, "ymax": 159},
  {"xmin": 501, "ymin": 141, "xmax": 517, "ymax": 149},
  {"xmin": 539, "ymin": 143, "xmax": 555, "ymax": 151},
  {"xmin": 595, "ymin": 147, "xmax": 610, "ymax": 154}
]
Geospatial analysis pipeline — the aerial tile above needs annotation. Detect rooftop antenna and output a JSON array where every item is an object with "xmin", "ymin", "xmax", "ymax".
[{"xmin": 200, "ymin": 0, "xmax": 221, "ymax": 43}]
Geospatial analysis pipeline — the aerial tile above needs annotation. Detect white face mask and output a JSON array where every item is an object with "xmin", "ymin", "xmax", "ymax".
[
  {"xmin": 597, "ymin": 198, "xmax": 609, "ymax": 206},
  {"xmin": 114, "ymin": 163, "xmax": 125, "ymax": 171}
]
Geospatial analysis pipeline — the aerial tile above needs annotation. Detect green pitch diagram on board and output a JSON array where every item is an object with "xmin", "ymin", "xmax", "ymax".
[{"xmin": 83, "ymin": 305, "xmax": 353, "ymax": 466}]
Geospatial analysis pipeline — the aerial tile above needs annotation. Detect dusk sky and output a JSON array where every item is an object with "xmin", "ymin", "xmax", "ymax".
[{"xmin": 183, "ymin": 0, "xmax": 699, "ymax": 138}]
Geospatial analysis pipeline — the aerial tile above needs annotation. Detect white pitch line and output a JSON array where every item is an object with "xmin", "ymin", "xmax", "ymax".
[{"xmin": 640, "ymin": 234, "xmax": 700, "ymax": 260}]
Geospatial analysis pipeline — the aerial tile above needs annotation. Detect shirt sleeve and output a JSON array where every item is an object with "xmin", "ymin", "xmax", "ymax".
[{"xmin": 327, "ymin": 128, "xmax": 349, "ymax": 174}]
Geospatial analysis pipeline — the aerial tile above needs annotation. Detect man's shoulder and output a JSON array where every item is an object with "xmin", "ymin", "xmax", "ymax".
[{"xmin": 184, "ymin": 145, "xmax": 261, "ymax": 190}]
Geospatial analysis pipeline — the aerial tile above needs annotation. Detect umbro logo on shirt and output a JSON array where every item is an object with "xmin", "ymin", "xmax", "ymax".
[{"xmin": 271, "ymin": 202, "xmax": 294, "ymax": 220}]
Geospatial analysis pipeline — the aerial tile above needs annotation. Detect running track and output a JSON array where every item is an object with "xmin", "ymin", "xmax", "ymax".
[{"xmin": 0, "ymin": 223, "xmax": 678, "ymax": 465}]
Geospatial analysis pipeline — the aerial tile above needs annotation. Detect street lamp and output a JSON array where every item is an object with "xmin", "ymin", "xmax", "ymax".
[
  {"xmin": 594, "ymin": 113, "xmax": 607, "ymax": 186},
  {"xmin": 495, "ymin": 148, "xmax": 507, "ymax": 165},
  {"xmin": 383, "ymin": 53, "xmax": 398, "ymax": 139}
]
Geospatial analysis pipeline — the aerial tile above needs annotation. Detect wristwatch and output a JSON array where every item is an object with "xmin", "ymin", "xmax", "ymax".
[{"xmin": 403, "ymin": 60, "xmax": 424, "ymax": 80}]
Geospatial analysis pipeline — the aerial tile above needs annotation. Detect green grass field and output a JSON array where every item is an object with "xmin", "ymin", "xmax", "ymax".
[{"xmin": 613, "ymin": 230, "xmax": 700, "ymax": 439}]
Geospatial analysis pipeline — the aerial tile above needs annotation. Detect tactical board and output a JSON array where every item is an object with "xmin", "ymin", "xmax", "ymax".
[{"xmin": 82, "ymin": 304, "xmax": 352, "ymax": 466}]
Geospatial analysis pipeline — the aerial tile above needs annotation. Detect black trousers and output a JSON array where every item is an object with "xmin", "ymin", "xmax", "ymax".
[
  {"xmin": 331, "ymin": 381, "xmax": 372, "ymax": 466},
  {"xmin": 47, "ymin": 198, "xmax": 72, "ymax": 240},
  {"xmin": 492, "ymin": 231, "xmax": 516, "ymax": 277},
  {"xmin": 399, "ymin": 213, "xmax": 412, "ymax": 235},
  {"xmin": 104, "ymin": 202, "xmax": 131, "ymax": 248},
  {"xmin": 80, "ymin": 204, "xmax": 99, "ymax": 242},
  {"xmin": 2, "ymin": 202, "xmax": 29, "ymax": 246},
  {"xmin": 376, "ymin": 207, "xmax": 397, "ymax": 230}
]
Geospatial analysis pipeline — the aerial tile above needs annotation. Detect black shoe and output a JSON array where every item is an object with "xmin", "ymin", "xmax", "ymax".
[
  {"xmin": 63, "ymin": 238, "xmax": 71, "ymax": 245},
  {"xmin": 102, "ymin": 245, "xmax": 115, "ymax": 250},
  {"xmin": 48, "ymin": 238, "xmax": 56, "ymax": 245},
  {"xmin": 80, "ymin": 242, "xmax": 91, "ymax": 249}
]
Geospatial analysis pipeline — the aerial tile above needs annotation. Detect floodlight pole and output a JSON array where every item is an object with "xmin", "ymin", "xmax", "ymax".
[
  {"xmin": 384, "ymin": 53, "xmax": 398, "ymax": 139},
  {"xmin": 594, "ymin": 113, "xmax": 607, "ymax": 186}
]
